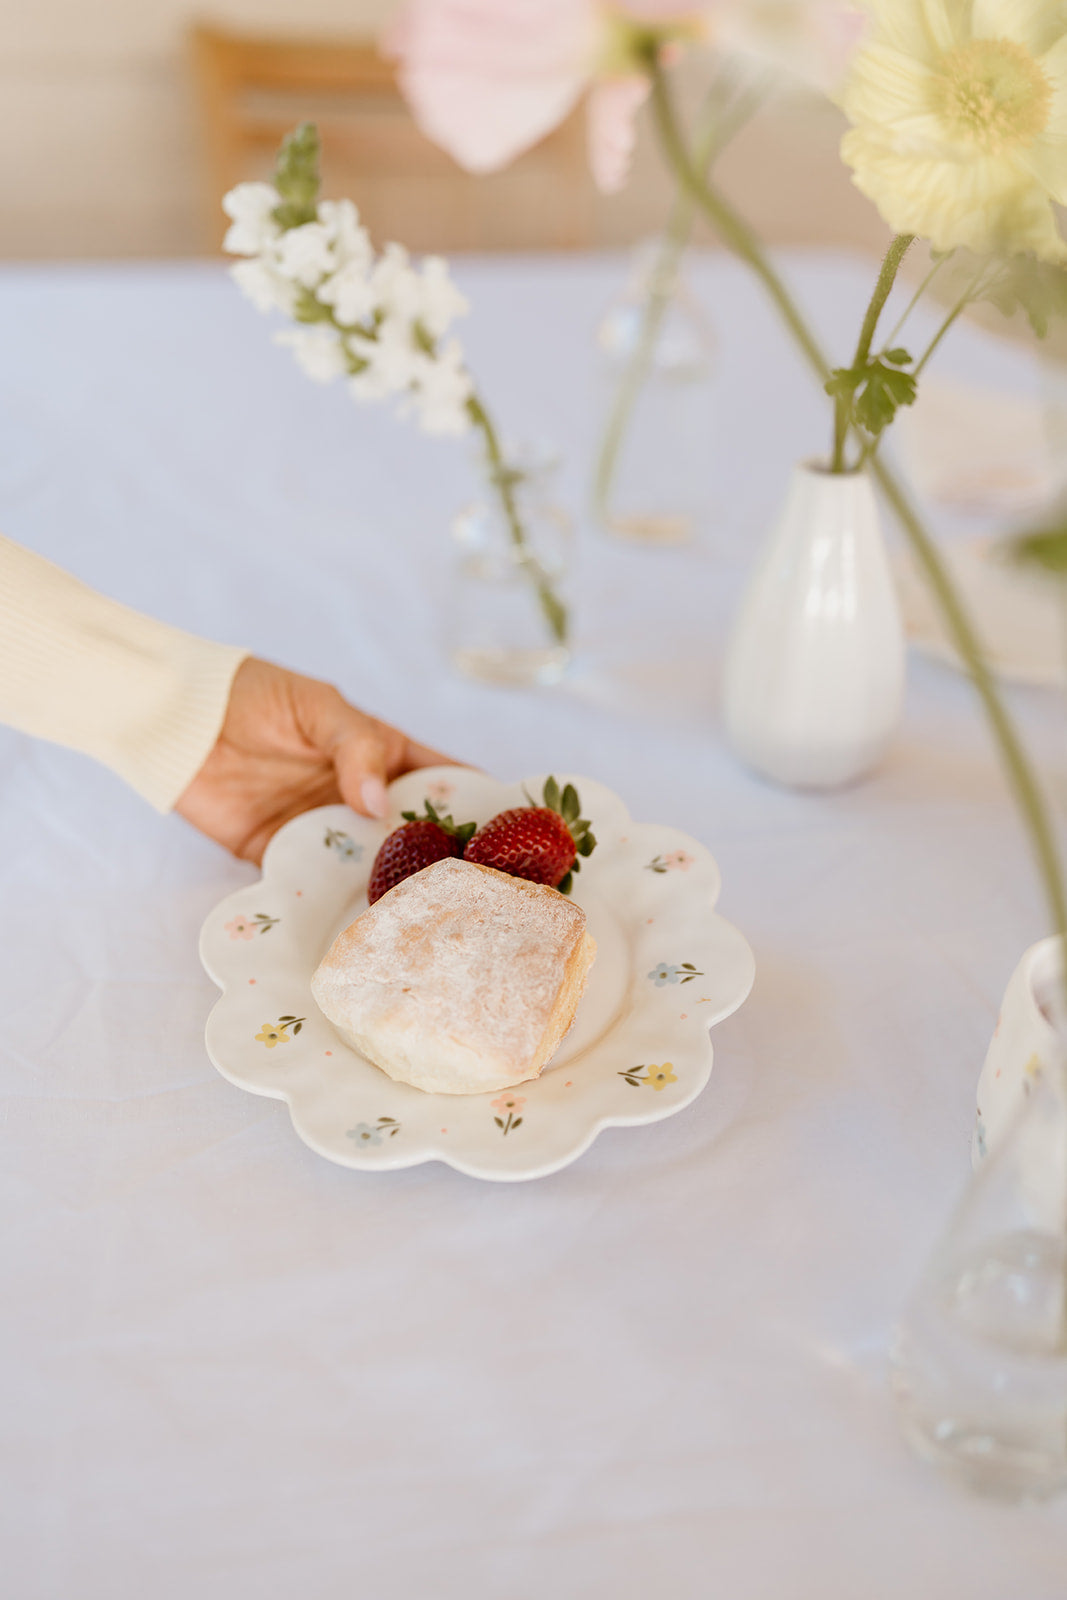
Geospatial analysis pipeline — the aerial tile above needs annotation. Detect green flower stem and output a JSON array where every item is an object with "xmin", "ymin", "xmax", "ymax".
[
  {"xmin": 872, "ymin": 457, "xmax": 1067, "ymax": 955},
  {"xmin": 464, "ymin": 394, "xmax": 569, "ymax": 646},
  {"xmin": 882, "ymin": 254, "xmax": 948, "ymax": 352},
  {"xmin": 911, "ymin": 286, "xmax": 979, "ymax": 381},
  {"xmin": 645, "ymin": 55, "xmax": 830, "ymax": 386},
  {"xmin": 831, "ymin": 233, "xmax": 914, "ymax": 472},
  {"xmin": 594, "ymin": 82, "xmax": 759, "ymax": 523},
  {"xmin": 646, "ymin": 55, "xmax": 1067, "ymax": 976}
]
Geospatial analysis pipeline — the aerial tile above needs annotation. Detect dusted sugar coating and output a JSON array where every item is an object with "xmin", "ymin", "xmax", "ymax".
[{"xmin": 310, "ymin": 857, "xmax": 597, "ymax": 1095}]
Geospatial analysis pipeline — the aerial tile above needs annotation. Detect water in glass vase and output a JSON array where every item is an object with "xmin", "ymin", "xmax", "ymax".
[
  {"xmin": 891, "ymin": 1051, "xmax": 1067, "ymax": 1501},
  {"xmin": 594, "ymin": 239, "xmax": 716, "ymax": 547},
  {"xmin": 892, "ymin": 1229, "xmax": 1067, "ymax": 1500},
  {"xmin": 448, "ymin": 450, "xmax": 572, "ymax": 688}
]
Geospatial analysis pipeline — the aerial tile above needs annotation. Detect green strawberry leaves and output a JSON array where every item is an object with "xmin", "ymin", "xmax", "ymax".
[
  {"xmin": 400, "ymin": 800, "xmax": 477, "ymax": 848},
  {"xmin": 523, "ymin": 776, "xmax": 598, "ymax": 893}
]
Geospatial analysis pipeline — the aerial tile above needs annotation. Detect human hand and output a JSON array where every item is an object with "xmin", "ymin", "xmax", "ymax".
[{"xmin": 175, "ymin": 657, "xmax": 455, "ymax": 863}]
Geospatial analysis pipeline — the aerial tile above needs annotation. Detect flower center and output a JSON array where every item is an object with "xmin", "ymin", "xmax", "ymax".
[{"xmin": 935, "ymin": 36, "xmax": 1052, "ymax": 152}]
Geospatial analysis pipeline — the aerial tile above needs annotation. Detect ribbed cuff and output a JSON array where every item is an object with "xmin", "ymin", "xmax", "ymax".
[{"xmin": 0, "ymin": 537, "xmax": 249, "ymax": 812}]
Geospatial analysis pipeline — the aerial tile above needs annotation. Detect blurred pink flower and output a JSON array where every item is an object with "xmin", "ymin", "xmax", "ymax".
[
  {"xmin": 225, "ymin": 914, "xmax": 257, "ymax": 941},
  {"xmin": 491, "ymin": 1091, "xmax": 527, "ymax": 1113},
  {"xmin": 385, "ymin": 0, "xmax": 710, "ymax": 193}
]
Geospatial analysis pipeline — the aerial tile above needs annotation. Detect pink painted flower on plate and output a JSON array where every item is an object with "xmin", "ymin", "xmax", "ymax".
[
  {"xmin": 664, "ymin": 850, "xmax": 695, "ymax": 871},
  {"xmin": 491, "ymin": 1091, "xmax": 527, "ymax": 1114},
  {"xmin": 386, "ymin": 0, "xmax": 710, "ymax": 193},
  {"xmin": 226, "ymin": 914, "xmax": 257, "ymax": 941},
  {"xmin": 425, "ymin": 779, "xmax": 455, "ymax": 806}
]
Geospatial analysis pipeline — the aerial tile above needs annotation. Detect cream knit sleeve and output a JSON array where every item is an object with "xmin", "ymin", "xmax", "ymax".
[{"xmin": 0, "ymin": 535, "xmax": 248, "ymax": 812}]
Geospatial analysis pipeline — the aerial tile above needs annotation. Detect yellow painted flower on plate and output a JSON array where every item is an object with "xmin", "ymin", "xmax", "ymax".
[
  {"xmin": 838, "ymin": 0, "xmax": 1067, "ymax": 260},
  {"xmin": 255, "ymin": 1023, "xmax": 287, "ymax": 1048},
  {"xmin": 646, "ymin": 1062, "xmax": 678, "ymax": 1091}
]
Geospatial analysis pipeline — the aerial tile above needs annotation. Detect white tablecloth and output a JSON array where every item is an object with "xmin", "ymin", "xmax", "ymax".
[{"xmin": 2, "ymin": 253, "xmax": 1066, "ymax": 1599}]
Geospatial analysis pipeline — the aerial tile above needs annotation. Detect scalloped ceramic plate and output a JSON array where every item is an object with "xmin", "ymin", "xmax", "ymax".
[{"xmin": 200, "ymin": 770, "xmax": 755, "ymax": 1182}]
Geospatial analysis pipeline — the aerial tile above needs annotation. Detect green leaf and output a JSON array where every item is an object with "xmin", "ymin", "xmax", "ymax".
[
  {"xmin": 557, "ymin": 871, "xmax": 574, "ymax": 896},
  {"xmin": 576, "ymin": 833, "xmax": 596, "ymax": 857},
  {"xmin": 977, "ymin": 254, "xmax": 1067, "ymax": 340},
  {"xmin": 511, "ymin": 1118, "xmax": 523, "ymax": 1131},
  {"xmin": 542, "ymin": 775, "xmax": 561, "ymax": 813},
  {"xmin": 494, "ymin": 1117, "xmax": 504, "ymax": 1129},
  {"xmin": 882, "ymin": 347, "xmax": 912, "ymax": 366},
  {"xmin": 854, "ymin": 359, "xmax": 917, "ymax": 436},
  {"xmin": 824, "ymin": 367, "xmax": 859, "ymax": 401},
  {"xmin": 271, "ymin": 122, "xmax": 321, "ymax": 229},
  {"xmin": 561, "ymin": 784, "xmax": 580, "ymax": 824},
  {"xmin": 1008, "ymin": 517, "xmax": 1067, "ymax": 576}
]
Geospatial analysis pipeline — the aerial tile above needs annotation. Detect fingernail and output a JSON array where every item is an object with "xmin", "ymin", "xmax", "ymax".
[{"xmin": 360, "ymin": 775, "xmax": 388, "ymax": 819}]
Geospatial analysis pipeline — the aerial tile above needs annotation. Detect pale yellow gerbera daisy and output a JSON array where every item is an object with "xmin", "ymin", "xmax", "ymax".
[{"xmin": 839, "ymin": 0, "xmax": 1067, "ymax": 260}]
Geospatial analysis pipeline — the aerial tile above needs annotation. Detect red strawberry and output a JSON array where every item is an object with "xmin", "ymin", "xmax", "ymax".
[
  {"xmin": 366, "ymin": 802, "xmax": 477, "ymax": 905},
  {"xmin": 464, "ymin": 777, "xmax": 597, "ymax": 894}
]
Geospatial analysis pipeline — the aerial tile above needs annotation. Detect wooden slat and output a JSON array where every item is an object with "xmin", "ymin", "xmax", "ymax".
[{"xmin": 187, "ymin": 22, "xmax": 594, "ymax": 252}]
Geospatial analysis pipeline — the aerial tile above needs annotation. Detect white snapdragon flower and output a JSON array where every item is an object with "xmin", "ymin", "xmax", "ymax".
[
  {"xmin": 222, "ymin": 182, "xmax": 281, "ymax": 255},
  {"xmin": 318, "ymin": 261, "xmax": 378, "ymax": 327},
  {"xmin": 317, "ymin": 199, "xmax": 372, "ymax": 268},
  {"xmin": 410, "ymin": 339, "xmax": 474, "ymax": 437},
  {"xmin": 348, "ymin": 315, "xmax": 422, "ymax": 401},
  {"xmin": 417, "ymin": 256, "xmax": 469, "ymax": 340},
  {"xmin": 273, "ymin": 221, "xmax": 337, "ymax": 288},
  {"xmin": 273, "ymin": 326, "xmax": 349, "ymax": 384},
  {"xmin": 229, "ymin": 258, "xmax": 298, "ymax": 316},
  {"xmin": 369, "ymin": 243, "xmax": 425, "ymax": 324}
]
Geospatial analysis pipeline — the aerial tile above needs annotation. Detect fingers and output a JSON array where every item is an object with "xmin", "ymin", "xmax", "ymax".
[{"xmin": 296, "ymin": 674, "xmax": 465, "ymax": 820}]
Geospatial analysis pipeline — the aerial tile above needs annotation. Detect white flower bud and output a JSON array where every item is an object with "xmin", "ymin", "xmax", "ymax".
[{"xmin": 222, "ymin": 182, "xmax": 282, "ymax": 256}]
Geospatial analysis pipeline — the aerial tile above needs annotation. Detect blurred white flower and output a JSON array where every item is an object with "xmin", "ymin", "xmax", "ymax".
[
  {"xmin": 225, "ymin": 161, "xmax": 474, "ymax": 439},
  {"xmin": 417, "ymin": 256, "xmax": 470, "ymax": 339},
  {"xmin": 369, "ymin": 243, "xmax": 425, "ymax": 323},
  {"xmin": 410, "ymin": 339, "xmax": 474, "ymax": 435},
  {"xmin": 273, "ymin": 222, "xmax": 337, "ymax": 287},
  {"xmin": 349, "ymin": 316, "xmax": 423, "ymax": 400},
  {"xmin": 229, "ymin": 258, "xmax": 298, "ymax": 316},
  {"xmin": 317, "ymin": 198, "xmax": 372, "ymax": 267},
  {"xmin": 222, "ymin": 182, "xmax": 281, "ymax": 255},
  {"xmin": 318, "ymin": 260, "xmax": 378, "ymax": 327},
  {"xmin": 273, "ymin": 326, "xmax": 349, "ymax": 383}
]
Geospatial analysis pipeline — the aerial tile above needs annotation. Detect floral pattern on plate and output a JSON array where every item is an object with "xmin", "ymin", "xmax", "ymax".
[
  {"xmin": 200, "ymin": 773, "xmax": 754, "ymax": 1182},
  {"xmin": 226, "ymin": 912, "xmax": 280, "ymax": 939},
  {"xmin": 648, "ymin": 962, "xmax": 704, "ymax": 986}
]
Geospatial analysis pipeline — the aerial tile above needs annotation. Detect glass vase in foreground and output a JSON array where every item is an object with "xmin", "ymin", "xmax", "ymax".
[
  {"xmin": 448, "ymin": 445, "xmax": 572, "ymax": 688},
  {"xmin": 891, "ymin": 1035, "xmax": 1067, "ymax": 1501}
]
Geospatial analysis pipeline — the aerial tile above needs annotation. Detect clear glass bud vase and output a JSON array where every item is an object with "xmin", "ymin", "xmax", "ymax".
[
  {"xmin": 448, "ymin": 446, "xmax": 572, "ymax": 688},
  {"xmin": 891, "ymin": 1037, "xmax": 1067, "ymax": 1502},
  {"xmin": 593, "ymin": 239, "xmax": 716, "ymax": 546}
]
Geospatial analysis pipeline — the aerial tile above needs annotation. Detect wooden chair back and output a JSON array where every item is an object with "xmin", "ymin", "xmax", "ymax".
[{"xmin": 189, "ymin": 24, "xmax": 594, "ymax": 253}]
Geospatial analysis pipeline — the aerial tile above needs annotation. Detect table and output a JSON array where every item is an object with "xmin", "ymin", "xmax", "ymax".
[{"xmin": 2, "ymin": 252, "xmax": 1066, "ymax": 1599}]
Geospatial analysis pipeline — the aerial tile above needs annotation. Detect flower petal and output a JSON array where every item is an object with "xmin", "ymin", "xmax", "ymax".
[
  {"xmin": 586, "ymin": 75, "xmax": 650, "ymax": 192},
  {"xmin": 972, "ymin": 0, "xmax": 1065, "ymax": 57},
  {"xmin": 387, "ymin": 0, "xmax": 594, "ymax": 173}
]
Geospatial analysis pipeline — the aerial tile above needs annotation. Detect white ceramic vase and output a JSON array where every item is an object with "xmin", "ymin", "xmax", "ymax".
[{"xmin": 723, "ymin": 463, "xmax": 906, "ymax": 789}]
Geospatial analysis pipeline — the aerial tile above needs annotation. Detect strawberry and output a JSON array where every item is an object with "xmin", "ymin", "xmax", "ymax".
[
  {"xmin": 366, "ymin": 802, "xmax": 477, "ymax": 905},
  {"xmin": 464, "ymin": 776, "xmax": 597, "ymax": 894}
]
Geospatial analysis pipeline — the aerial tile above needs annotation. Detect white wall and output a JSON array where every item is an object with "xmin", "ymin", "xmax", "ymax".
[{"xmin": 0, "ymin": 0, "xmax": 888, "ymax": 260}]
